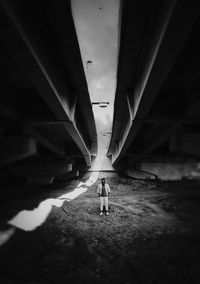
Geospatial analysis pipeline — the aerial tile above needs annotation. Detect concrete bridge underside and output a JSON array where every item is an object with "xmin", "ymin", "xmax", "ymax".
[
  {"xmin": 108, "ymin": 0, "xmax": 200, "ymax": 180},
  {"xmin": 1, "ymin": 0, "xmax": 200, "ymax": 185},
  {"xmin": 0, "ymin": 0, "xmax": 97, "ymax": 184}
]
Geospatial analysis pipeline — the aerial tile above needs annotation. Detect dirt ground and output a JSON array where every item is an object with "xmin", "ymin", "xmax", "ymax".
[{"xmin": 0, "ymin": 173, "xmax": 200, "ymax": 284}]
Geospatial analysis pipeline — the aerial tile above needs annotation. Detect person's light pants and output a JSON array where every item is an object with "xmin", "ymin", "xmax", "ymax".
[{"xmin": 100, "ymin": 196, "xmax": 108, "ymax": 211}]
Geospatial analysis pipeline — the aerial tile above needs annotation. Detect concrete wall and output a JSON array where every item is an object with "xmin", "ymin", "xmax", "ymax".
[
  {"xmin": 124, "ymin": 169, "xmax": 157, "ymax": 180},
  {"xmin": 134, "ymin": 161, "xmax": 200, "ymax": 180}
]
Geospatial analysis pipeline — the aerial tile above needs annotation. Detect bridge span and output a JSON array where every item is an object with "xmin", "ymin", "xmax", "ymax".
[
  {"xmin": 0, "ymin": 0, "xmax": 97, "ymax": 184},
  {"xmin": 108, "ymin": 0, "xmax": 200, "ymax": 180},
  {"xmin": 1, "ymin": 0, "xmax": 200, "ymax": 184}
]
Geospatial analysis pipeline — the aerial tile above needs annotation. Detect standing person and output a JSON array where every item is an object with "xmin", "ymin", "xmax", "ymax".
[{"xmin": 97, "ymin": 178, "xmax": 111, "ymax": 215}]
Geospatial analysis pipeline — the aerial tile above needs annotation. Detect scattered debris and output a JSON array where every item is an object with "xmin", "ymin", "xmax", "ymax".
[{"xmin": 86, "ymin": 60, "xmax": 93, "ymax": 70}]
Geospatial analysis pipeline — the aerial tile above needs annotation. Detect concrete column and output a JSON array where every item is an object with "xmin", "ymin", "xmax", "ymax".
[
  {"xmin": 8, "ymin": 161, "xmax": 73, "ymax": 185},
  {"xmin": 56, "ymin": 170, "xmax": 79, "ymax": 181},
  {"xmin": 125, "ymin": 169, "xmax": 157, "ymax": 180},
  {"xmin": 0, "ymin": 137, "xmax": 37, "ymax": 167},
  {"xmin": 136, "ymin": 160, "xmax": 200, "ymax": 180},
  {"xmin": 170, "ymin": 133, "xmax": 200, "ymax": 157}
]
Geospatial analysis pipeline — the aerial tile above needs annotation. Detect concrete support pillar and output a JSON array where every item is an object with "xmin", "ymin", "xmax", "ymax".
[
  {"xmin": 26, "ymin": 176, "xmax": 55, "ymax": 185},
  {"xmin": 56, "ymin": 170, "xmax": 79, "ymax": 181},
  {"xmin": 170, "ymin": 133, "xmax": 200, "ymax": 157},
  {"xmin": 0, "ymin": 137, "xmax": 37, "ymax": 167},
  {"xmin": 125, "ymin": 169, "xmax": 157, "ymax": 180},
  {"xmin": 8, "ymin": 161, "xmax": 73, "ymax": 185},
  {"xmin": 136, "ymin": 160, "xmax": 200, "ymax": 180}
]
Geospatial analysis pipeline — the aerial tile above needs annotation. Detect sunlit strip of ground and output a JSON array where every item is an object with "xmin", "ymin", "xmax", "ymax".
[
  {"xmin": 0, "ymin": 155, "xmax": 107, "ymax": 246},
  {"xmin": 0, "ymin": 138, "xmax": 113, "ymax": 245},
  {"xmin": 0, "ymin": 0, "xmax": 120, "ymax": 247}
]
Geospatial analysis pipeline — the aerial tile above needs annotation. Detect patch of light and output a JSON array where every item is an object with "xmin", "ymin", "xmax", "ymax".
[
  {"xmin": 8, "ymin": 198, "xmax": 64, "ymax": 231},
  {"xmin": 5, "ymin": 171, "xmax": 100, "ymax": 234},
  {"xmin": 58, "ymin": 186, "xmax": 88, "ymax": 201},
  {"xmin": 0, "ymin": 227, "xmax": 16, "ymax": 246},
  {"xmin": 91, "ymin": 155, "xmax": 105, "ymax": 171}
]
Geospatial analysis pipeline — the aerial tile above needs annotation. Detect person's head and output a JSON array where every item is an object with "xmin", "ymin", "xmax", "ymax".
[{"xmin": 101, "ymin": 178, "xmax": 105, "ymax": 185}]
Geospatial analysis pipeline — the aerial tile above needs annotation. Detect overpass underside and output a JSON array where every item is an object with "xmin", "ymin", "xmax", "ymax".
[
  {"xmin": 0, "ymin": 0, "xmax": 97, "ymax": 185},
  {"xmin": 1, "ymin": 2, "xmax": 200, "ymax": 282},
  {"xmin": 1, "ymin": 0, "xmax": 200, "ymax": 186},
  {"xmin": 108, "ymin": 0, "xmax": 200, "ymax": 180}
]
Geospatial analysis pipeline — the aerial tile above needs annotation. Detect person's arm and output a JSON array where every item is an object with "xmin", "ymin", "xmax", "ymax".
[
  {"xmin": 97, "ymin": 184, "xmax": 100, "ymax": 197},
  {"xmin": 107, "ymin": 184, "xmax": 111, "ymax": 195}
]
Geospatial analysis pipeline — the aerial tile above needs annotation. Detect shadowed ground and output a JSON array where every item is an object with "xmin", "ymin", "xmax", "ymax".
[{"xmin": 0, "ymin": 174, "xmax": 200, "ymax": 283}]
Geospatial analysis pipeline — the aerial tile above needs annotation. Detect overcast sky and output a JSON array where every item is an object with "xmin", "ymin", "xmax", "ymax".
[
  {"xmin": 71, "ymin": 0, "xmax": 120, "ymax": 158},
  {"xmin": 71, "ymin": 0, "xmax": 119, "ymax": 118}
]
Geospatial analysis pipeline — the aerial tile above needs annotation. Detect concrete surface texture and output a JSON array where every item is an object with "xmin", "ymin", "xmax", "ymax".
[{"xmin": 126, "ymin": 161, "xmax": 200, "ymax": 181}]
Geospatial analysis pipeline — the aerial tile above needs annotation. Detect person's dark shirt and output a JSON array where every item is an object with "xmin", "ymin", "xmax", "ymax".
[{"xmin": 100, "ymin": 184, "xmax": 107, "ymax": 197}]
